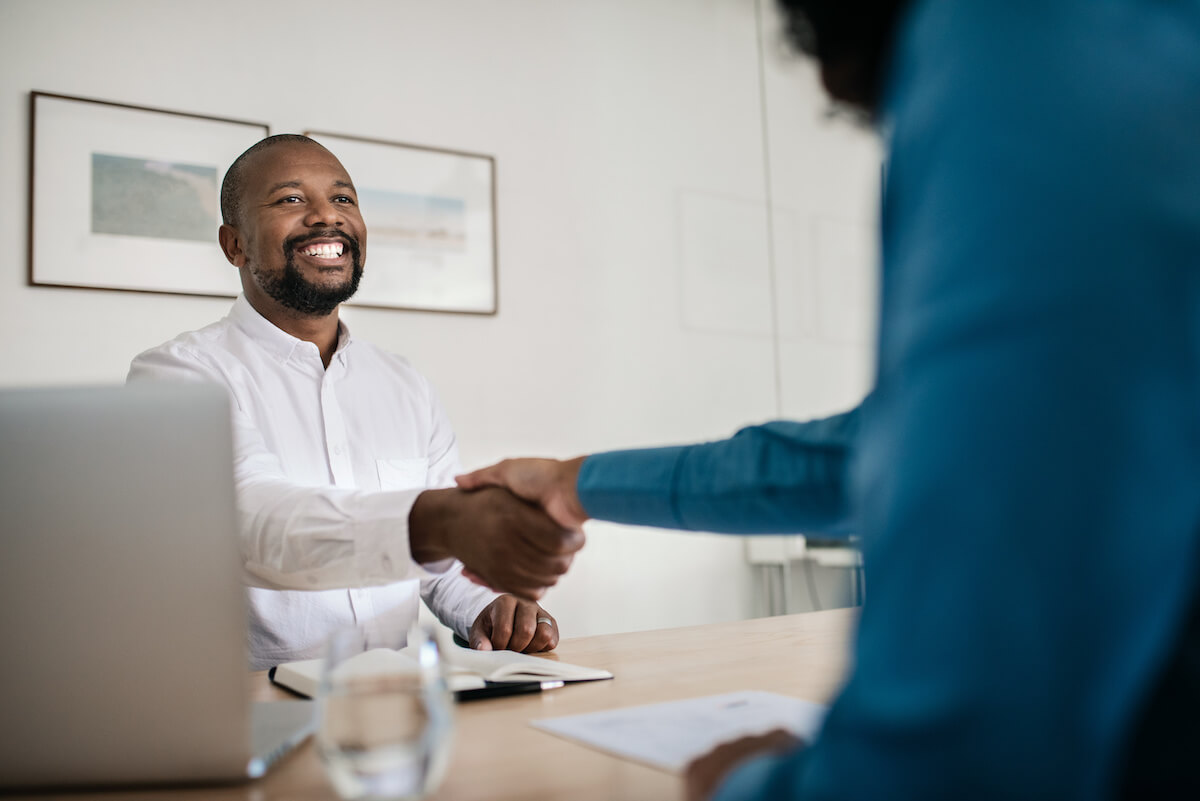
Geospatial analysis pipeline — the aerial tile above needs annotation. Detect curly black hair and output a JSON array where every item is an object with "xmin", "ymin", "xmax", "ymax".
[{"xmin": 776, "ymin": 0, "xmax": 909, "ymax": 113}]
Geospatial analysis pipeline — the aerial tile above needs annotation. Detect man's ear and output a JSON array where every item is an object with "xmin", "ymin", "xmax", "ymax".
[{"xmin": 218, "ymin": 223, "xmax": 246, "ymax": 267}]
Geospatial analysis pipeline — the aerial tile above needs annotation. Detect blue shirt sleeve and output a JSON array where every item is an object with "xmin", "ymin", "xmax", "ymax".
[{"xmin": 577, "ymin": 408, "xmax": 860, "ymax": 536}]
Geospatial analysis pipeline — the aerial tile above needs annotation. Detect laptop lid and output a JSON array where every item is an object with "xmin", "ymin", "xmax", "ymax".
[{"xmin": 0, "ymin": 382, "xmax": 304, "ymax": 788}]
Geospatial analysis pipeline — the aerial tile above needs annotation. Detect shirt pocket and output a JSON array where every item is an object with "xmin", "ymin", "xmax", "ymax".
[{"xmin": 376, "ymin": 457, "xmax": 429, "ymax": 491}]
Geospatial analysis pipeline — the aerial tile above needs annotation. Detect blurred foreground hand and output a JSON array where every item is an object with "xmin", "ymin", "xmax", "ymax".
[{"xmin": 685, "ymin": 730, "xmax": 804, "ymax": 801}]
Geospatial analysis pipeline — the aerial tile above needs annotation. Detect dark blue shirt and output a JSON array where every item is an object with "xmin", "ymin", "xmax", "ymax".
[{"xmin": 579, "ymin": 0, "xmax": 1200, "ymax": 797}]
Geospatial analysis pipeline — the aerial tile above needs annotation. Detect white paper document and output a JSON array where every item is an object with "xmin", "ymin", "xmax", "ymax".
[{"xmin": 531, "ymin": 691, "xmax": 827, "ymax": 773}]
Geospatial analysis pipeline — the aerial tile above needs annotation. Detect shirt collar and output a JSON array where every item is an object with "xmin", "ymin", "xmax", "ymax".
[{"xmin": 229, "ymin": 294, "xmax": 354, "ymax": 365}]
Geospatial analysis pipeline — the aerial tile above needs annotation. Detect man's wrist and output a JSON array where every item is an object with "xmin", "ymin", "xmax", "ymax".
[
  {"xmin": 409, "ymin": 487, "xmax": 456, "ymax": 563},
  {"xmin": 562, "ymin": 456, "xmax": 589, "ymax": 524}
]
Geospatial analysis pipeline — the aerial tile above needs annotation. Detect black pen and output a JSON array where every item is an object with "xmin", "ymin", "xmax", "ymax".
[{"xmin": 454, "ymin": 680, "xmax": 564, "ymax": 702}]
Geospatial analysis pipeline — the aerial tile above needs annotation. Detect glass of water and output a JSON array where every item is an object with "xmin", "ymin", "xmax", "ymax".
[{"xmin": 316, "ymin": 625, "xmax": 454, "ymax": 800}]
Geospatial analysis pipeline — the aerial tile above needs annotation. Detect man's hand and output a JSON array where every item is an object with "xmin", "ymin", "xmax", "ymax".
[
  {"xmin": 455, "ymin": 456, "xmax": 589, "ymax": 530},
  {"xmin": 469, "ymin": 595, "xmax": 558, "ymax": 652},
  {"xmin": 409, "ymin": 486, "xmax": 584, "ymax": 601},
  {"xmin": 684, "ymin": 729, "xmax": 803, "ymax": 801}
]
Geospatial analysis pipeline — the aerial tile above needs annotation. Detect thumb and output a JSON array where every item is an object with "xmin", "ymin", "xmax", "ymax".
[
  {"xmin": 470, "ymin": 615, "xmax": 494, "ymax": 651},
  {"xmin": 455, "ymin": 465, "xmax": 500, "ymax": 490}
]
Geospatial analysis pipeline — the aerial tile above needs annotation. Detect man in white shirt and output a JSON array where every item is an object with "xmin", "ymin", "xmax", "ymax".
[{"xmin": 129, "ymin": 134, "xmax": 581, "ymax": 669}]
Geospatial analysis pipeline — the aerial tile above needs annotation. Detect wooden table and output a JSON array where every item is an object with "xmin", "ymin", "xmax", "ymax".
[{"xmin": 24, "ymin": 609, "xmax": 857, "ymax": 801}]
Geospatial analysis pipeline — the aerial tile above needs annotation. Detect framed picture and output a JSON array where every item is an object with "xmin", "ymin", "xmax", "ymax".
[
  {"xmin": 305, "ymin": 130, "xmax": 498, "ymax": 315},
  {"xmin": 29, "ymin": 91, "xmax": 268, "ymax": 298}
]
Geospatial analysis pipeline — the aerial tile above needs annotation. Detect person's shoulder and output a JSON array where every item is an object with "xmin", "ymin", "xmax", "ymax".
[
  {"xmin": 133, "ymin": 316, "xmax": 232, "ymax": 364},
  {"xmin": 127, "ymin": 314, "xmax": 244, "ymax": 385}
]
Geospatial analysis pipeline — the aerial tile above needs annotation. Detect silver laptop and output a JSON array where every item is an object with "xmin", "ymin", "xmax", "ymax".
[{"xmin": 0, "ymin": 383, "xmax": 313, "ymax": 789}]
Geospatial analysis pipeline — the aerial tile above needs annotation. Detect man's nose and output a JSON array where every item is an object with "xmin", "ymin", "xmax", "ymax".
[{"xmin": 303, "ymin": 198, "xmax": 344, "ymax": 227}]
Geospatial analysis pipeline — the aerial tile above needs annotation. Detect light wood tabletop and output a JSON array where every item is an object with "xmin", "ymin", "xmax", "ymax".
[{"xmin": 20, "ymin": 608, "xmax": 857, "ymax": 801}]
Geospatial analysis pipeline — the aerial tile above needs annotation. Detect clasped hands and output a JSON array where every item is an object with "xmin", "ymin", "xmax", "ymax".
[
  {"xmin": 406, "ymin": 457, "xmax": 588, "ymax": 605},
  {"xmin": 406, "ymin": 463, "xmax": 578, "ymax": 656}
]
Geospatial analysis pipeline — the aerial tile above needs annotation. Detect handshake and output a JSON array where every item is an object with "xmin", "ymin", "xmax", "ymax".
[{"xmin": 408, "ymin": 457, "xmax": 590, "ymax": 600}]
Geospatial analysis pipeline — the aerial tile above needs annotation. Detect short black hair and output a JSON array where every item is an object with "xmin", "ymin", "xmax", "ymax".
[
  {"xmin": 220, "ymin": 133, "xmax": 325, "ymax": 227},
  {"xmin": 775, "ymin": 0, "xmax": 909, "ymax": 112}
]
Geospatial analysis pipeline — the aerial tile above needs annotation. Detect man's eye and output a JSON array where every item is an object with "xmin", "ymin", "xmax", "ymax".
[
  {"xmin": 334, "ymin": 195, "xmax": 356, "ymax": 204},
  {"xmin": 278, "ymin": 195, "xmax": 302, "ymax": 204}
]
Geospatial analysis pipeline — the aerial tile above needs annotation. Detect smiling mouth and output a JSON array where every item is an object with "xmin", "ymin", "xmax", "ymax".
[{"xmin": 298, "ymin": 241, "xmax": 345, "ymax": 260}]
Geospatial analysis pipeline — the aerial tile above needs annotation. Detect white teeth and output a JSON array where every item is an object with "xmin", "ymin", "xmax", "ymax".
[{"xmin": 301, "ymin": 242, "xmax": 344, "ymax": 258}]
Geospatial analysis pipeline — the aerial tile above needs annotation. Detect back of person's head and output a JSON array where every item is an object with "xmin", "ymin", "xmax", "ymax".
[{"xmin": 776, "ymin": 0, "xmax": 910, "ymax": 114}]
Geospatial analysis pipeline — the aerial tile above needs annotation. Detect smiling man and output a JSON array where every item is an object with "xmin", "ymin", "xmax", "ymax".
[
  {"xmin": 218, "ymin": 136, "xmax": 367, "ymax": 353},
  {"xmin": 128, "ymin": 135, "xmax": 581, "ymax": 669}
]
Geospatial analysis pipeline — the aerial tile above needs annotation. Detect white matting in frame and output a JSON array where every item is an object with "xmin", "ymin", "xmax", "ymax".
[
  {"xmin": 29, "ymin": 91, "xmax": 268, "ymax": 297},
  {"xmin": 307, "ymin": 131, "xmax": 497, "ymax": 315}
]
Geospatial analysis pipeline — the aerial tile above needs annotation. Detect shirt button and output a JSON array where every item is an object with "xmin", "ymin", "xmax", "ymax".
[{"xmin": 333, "ymin": 445, "xmax": 343, "ymax": 455}]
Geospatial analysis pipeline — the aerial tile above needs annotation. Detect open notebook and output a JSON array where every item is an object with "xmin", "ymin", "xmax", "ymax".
[{"xmin": 271, "ymin": 642, "xmax": 613, "ymax": 698}]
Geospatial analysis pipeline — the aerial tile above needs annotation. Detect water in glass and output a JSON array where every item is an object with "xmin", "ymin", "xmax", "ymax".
[{"xmin": 317, "ymin": 626, "xmax": 453, "ymax": 800}]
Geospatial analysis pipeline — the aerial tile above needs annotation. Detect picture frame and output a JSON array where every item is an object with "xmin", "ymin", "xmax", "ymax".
[
  {"xmin": 305, "ymin": 130, "xmax": 498, "ymax": 315},
  {"xmin": 29, "ymin": 91, "xmax": 269, "ymax": 298}
]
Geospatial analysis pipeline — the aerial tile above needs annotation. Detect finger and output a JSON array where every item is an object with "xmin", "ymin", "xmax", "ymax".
[
  {"xmin": 461, "ymin": 563, "xmax": 552, "ymax": 593},
  {"xmin": 486, "ymin": 596, "xmax": 517, "ymax": 650},
  {"xmin": 506, "ymin": 600, "xmax": 539, "ymax": 653},
  {"xmin": 519, "ymin": 523, "xmax": 587, "ymax": 558},
  {"xmin": 563, "ymin": 527, "xmax": 586, "ymax": 553},
  {"xmin": 479, "ymin": 538, "xmax": 573, "ymax": 592},
  {"xmin": 480, "ymin": 486, "xmax": 583, "ymax": 564},
  {"xmin": 467, "ymin": 558, "xmax": 558, "ymax": 600},
  {"xmin": 455, "ymin": 462, "xmax": 508, "ymax": 491},
  {"xmin": 469, "ymin": 609, "xmax": 493, "ymax": 651},
  {"xmin": 469, "ymin": 566, "xmax": 550, "ymax": 601},
  {"xmin": 526, "ymin": 608, "xmax": 558, "ymax": 652},
  {"xmin": 460, "ymin": 542, "xmax": 558, "ymax": 595},
  {"xmin": 499, "ymin": 552, "xmax": 573, "ymax": 589},
  {"xmin": 507, "ymin": 585, "xmax": 547, "ymax": 602},
  {"xmin": 468, "ymin": 570, "xmax": 546, "ymax": 600},
  {"xmin": 684, "ymin": 730, "xmax": 801, "ymax": 801}
]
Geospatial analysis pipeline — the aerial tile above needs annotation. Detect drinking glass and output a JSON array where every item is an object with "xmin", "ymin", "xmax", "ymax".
[{"xmin": 316, "ymin": 625, "xmax": 454, "ymax": 801}]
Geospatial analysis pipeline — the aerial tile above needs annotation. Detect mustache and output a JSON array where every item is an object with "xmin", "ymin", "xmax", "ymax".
[{"xmin": 283, "ymin": 229, "xmax": 360, "ymax": 254}]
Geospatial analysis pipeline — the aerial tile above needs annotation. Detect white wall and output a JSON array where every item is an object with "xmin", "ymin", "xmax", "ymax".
[{"xmin": 0, "ymin": 0, "xmax": 880, "ymax": 636}]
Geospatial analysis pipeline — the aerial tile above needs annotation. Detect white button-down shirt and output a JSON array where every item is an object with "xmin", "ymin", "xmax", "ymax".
[{"xmin": 128, "ymin": 295, "xmax": 497, "ymax": 669}]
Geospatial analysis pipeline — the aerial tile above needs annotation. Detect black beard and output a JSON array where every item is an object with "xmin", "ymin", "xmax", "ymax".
[{"xmin": 252, "ymin": 233, "xmax": 364, "ymax": 317}]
